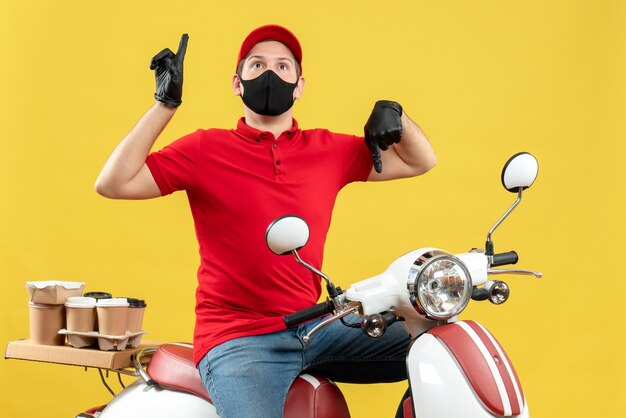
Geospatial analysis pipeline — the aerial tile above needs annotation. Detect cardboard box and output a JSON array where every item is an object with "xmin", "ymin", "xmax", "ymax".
[
  {"xmin": 4, "ymin": 339, "xmax": 162, "ymax": 370},
  {"xmin": 26, "ymin": 281, "xmax": 85, "ymax": 304}
]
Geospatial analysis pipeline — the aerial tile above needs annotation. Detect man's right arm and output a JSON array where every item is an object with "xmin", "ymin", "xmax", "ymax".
[
  {"xmin": 95, "ymin": 34, "xmax": 189, "ymax": 200},
  {"xmin": 94, "ymin": 102, "xmax": 175, "ymax": 199}
]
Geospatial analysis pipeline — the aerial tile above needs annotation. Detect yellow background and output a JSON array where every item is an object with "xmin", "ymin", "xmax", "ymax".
[{"xmin": 1, "ymin": 0, "xmax": 624, "ymax": 416}]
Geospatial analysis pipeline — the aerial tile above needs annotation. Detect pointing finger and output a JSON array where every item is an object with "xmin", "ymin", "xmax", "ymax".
[
  {"xmin": 175, "ymin": 34, "xmax": 189, "ymax": 64},
  {"xmin": 371, "ymin": 144, "xmax": 383, "ymax": 173}
]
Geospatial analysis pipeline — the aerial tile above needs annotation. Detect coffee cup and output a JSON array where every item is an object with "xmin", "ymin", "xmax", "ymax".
[
  {"xmin": 65, "ymin": 297, "xmax": 97, "ymax": 332},
  {"xmin": 83, "ymin": 292, "xmax": 112, "ymax": 331},
  {"xmin": 29, "ymin": 302, "xmax": 65, "ymax": 345},
  {"xmin": 96, "ymin": 298, "xmax": 129, "ymax": 336},
  {"xmin": 124, "ymin": 298, "xmax": 147, "ymax": 332}
]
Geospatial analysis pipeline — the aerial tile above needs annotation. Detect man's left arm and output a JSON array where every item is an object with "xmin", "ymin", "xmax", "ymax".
[{"xmin": 364, "ymin": 100, "xmax": 437, "ymax": 182}]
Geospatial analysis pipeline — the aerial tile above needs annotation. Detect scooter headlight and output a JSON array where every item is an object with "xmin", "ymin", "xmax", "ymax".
[{"xmin": 408, "ymin": 251, "xmax": 472, "ymax": 320}]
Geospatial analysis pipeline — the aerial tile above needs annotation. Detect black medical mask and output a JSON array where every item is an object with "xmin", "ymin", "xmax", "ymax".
[{"xmin": 240, "ymin": 70, "xmax": 298, "ymax": 116}]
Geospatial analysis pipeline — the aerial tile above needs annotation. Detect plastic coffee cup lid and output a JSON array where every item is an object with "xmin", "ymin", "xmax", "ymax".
[
  {"xmin": 65, "ymin": 296, "xmax": 97, "ymax": 308},
  {"xmin": 120, "ymin": 297, "xmax": 147, "ymax": 308},
  {"xmin": 96, "ymin": 298, "xmax": 129, "ymax": 307},
  {"xmin": 83, "ymin": 291, "xmax": 112, "ymax": 300}
]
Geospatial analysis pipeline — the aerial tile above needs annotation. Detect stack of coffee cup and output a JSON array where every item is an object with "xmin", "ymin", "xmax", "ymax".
[
  {"xmin": 26, "ymin": 281, "xmax": 85, "ymax": 346},
  {"xmin": 26, "ymin": 283, "xmax": 147, "ymax": 348}
]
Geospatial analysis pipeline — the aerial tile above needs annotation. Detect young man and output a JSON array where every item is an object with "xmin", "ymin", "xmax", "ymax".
[{"xmin": 96, "ymin": 25, "xmax": 436, "ymax": 418}]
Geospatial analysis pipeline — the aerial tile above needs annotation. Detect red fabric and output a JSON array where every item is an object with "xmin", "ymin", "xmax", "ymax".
[
  {"xmin": 237, "ymin": 25, "xmax": 303, "ymax": 70},
  {"xmin": 146, "ymin": 118, "xmax": 372, "ymax": 365}
]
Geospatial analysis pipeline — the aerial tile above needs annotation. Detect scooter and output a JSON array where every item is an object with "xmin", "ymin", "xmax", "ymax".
[{"xmin": 79, "ymin": 152, "xmax": 541, "ymax": 418}]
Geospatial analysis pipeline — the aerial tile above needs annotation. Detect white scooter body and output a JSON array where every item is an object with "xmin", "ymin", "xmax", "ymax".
[
  {"xmin": 345, "ymin": 249, "xmax": 490, "ymax": 336},
  {"xmin": 345, "ymin": 249, "xmax": 528, "ymax": 417},
  {"xmin": 407, "ymin": 324, "xmax": 528, "ymax": 418},
  {"xmin": 99, "ymin": 379, "xmax": 218, "ymax": 418}
]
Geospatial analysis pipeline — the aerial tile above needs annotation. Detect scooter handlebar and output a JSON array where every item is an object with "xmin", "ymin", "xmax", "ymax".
[
  {"xmin": 491, "ymin": 251, "xmax": 519, "ymax": 267},
  {"xmin": 284, "ymin": 300, "xmax": 335, "ymax": 328}
]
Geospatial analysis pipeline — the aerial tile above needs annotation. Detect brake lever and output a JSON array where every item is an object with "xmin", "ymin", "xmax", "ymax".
[
  {"xmin": 488, "ymin": 268, "xmax": 542, "ymax": 278},
  {"xmin": 302, "ymin": 301, "xmax": 361, "ymax": 343}
]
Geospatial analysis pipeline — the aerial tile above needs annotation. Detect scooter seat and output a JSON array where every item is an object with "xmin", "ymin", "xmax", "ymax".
[
  {"xmin": 147, "ymin": 343, "xmax": 351, "ymax": 418},
  {"xmin": 148, "ymin": 343, "xmax": 211, "ymax": 402}
]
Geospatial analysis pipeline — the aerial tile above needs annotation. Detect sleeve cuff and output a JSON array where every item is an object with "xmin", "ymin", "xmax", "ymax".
[{"xmin": 145, "ymin": 155, "xmax": 173, "ymax": 196}]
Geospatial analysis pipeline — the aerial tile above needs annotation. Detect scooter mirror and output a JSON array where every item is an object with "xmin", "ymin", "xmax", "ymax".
[
  {"xmin": 265, "ymin": 216, "xmax": 310, "ymax": 255},
  {"xmin": 501, "ymin": 152, "xmax": 539, "ymax": 193}
]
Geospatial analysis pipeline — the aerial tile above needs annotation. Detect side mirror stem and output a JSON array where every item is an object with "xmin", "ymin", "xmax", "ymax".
[
  {"xmin": 485, "ymin": 189, "xmax": 523, "ymax": 256},
  {"xmin": 292, "ymin": 249, "xmax": 334, "ymax": 287}
]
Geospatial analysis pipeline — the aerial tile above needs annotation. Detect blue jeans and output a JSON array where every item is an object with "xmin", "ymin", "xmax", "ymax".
[{"xmin": 197, "ymin": 316, "xmax": 410, "ymax": 418}]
